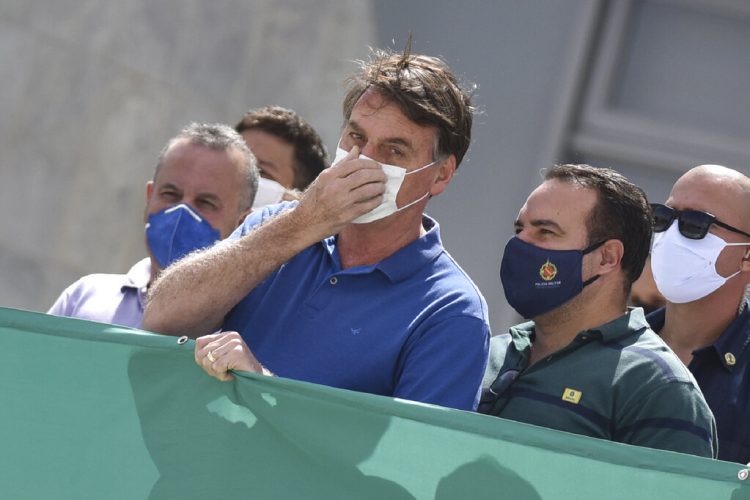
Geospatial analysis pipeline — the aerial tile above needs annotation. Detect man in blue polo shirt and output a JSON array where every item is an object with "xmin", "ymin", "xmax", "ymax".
[
  {"xmin": 479, "ymin": 164, "xmax": 716, "ymax": 458},
  {"xmin": 647, "ymin": 164, "xmax": 750, "ymax": 463},
  {"xmin": 143, "ymin": 48, "xmax": 490, "ymax": 411}
]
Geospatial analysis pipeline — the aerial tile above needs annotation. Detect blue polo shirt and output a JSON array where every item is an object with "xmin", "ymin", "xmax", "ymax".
[
  {"xmin": 222, "ymin": 202, "xmax": 491, "ymax": 411},
  {"xmin": 647, "ymin": 303, "xmax": 750, "ymax": 463}
]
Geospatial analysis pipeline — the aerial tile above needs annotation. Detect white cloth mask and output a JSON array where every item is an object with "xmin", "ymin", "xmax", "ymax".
[
  {"xmin": 332, "ymin": 146, "xmax": 437, "ymax": 224},
  {"xmin": 252, "ymin": 177, "xmax": 287, "ymax": 210},
  {"xmin": 651, "ymin": 221, "xmax": 750, "ymax": 303}
]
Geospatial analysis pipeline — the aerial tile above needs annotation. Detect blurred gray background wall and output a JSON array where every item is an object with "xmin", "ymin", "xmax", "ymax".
[{"xmin": 2, "ymin": 0, "xmax": 749, "ymax": 335}]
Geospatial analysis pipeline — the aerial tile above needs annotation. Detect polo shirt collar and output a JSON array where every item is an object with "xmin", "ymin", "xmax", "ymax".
[
  {"xmin": 122, "ymin": 258, "xmax": 151, "ymax": 292},
  {"xmin": 647, "ymin": 301, "xmax": 750, "ymax": 372},
  {"xmin": 511, "ymin": 309, "xmax": 646, "ymax": 348},
  {"xmin": 645, "ymin": 307, "xmax": 666, "ymax": 332},
  {"xmin": 704, "ymin": 301, "xmax": 750, "ymax": 372},
  {"xmin": 591, "ymin": 308, "xmax": 649, "ymax": 342},
  {"xmin": 322, "ymin": 215, "xmax": 444, "ymax": 283},
  {"xmin": 508, "ymin": 321, "xmax": 535, "ymax": 354}
]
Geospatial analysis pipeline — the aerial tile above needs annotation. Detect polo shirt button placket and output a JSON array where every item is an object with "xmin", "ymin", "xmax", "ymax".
[{"xmin": 724, "ymin": 352, "xmax": 736, "ymax": 367}]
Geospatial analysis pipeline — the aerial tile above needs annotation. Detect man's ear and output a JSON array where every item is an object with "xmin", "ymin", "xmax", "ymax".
[
  {"xmin": 597, "ymin": 239, "xmax": 624, "ymax": 275},
  {"xmin": 741, "ymin": 248, "xmax": 750, "ymax": 272},
  {"xmin": 144, "ymin": 181, "xmax": 154, "ymax": 224},
  {"xmin": 429, "ymin": 155, "xmax": 457, "ymax": 197}
]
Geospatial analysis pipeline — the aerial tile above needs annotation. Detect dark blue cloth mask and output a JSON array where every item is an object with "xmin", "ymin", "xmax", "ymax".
[
  {"xmin": 146, "ymin": 204, "xmax": 221, "ymax": 268},
  {"xmin": 500, "ymin": 237, "xmax": 603, "ymax": 319}
]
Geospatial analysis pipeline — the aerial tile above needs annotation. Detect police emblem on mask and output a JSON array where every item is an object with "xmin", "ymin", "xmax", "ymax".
[{"xmin": 539, "ymin": 259, "xmax": 558, "ymax": 281}]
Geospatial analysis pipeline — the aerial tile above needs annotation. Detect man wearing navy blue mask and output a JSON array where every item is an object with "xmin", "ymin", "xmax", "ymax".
[
  {"xmin": 647, "ymin": 164, "xmax": 750, "ymax": 464},
  {"xmin": 48, "ymin": 123, "xmax": 259, "ymax": 328},
  {"xmin": 479, "ymin": 164, "xmax": 717, "ymax": 458},
  {"xmin": 143, "ymin": 48, "xmax": 490, "ymax": 411}
]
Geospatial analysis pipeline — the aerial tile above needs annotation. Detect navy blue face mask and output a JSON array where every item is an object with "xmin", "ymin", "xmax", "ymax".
[
  {"xmin": 500, "ymin": 237, "xmax": 603, "ymax": 319},
  {"xmin": 145, "ymin": 204, "xmax": 221, "ymax": 268}
]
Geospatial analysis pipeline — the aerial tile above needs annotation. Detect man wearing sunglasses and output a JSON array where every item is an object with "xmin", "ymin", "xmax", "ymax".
[
  {"xmin": 479, "ymin": 164, "xmax": 716, "ymax": 458},
  {"xmin": 647, "ymin": 164, "xmax": 750, "ymax": 464}
]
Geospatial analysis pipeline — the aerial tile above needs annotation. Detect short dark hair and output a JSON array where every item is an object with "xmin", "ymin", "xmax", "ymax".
[
  {"xmin": 155, "ymin": 123, "xmax": 259, "ymax": 212},
  {"xmin": 342, "ymin": 47, "xmax": 475, "ymax": 167},
  {"xmin": 544, "ymin": 164, "xmax": 652, "ymax": 292},
  {"xmin": 235, "ymin": 106, "xmax": 328, "ymax": 190}
]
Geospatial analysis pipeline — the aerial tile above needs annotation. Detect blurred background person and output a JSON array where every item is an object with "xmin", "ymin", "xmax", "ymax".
[{"xmin": 235, "ymin": 105, "xmax": 328, "ymax": 208}]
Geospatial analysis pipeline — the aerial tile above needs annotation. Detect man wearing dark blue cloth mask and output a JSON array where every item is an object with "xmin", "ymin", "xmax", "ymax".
[
  {"xmin": 646, "ymin": 164, "xmax": 750, "ymax": 464},
  {"xmin": 143, "ymin": 47, "xmax": 491, "ymax": 411},
  {"xmin": 479, "ymin": 164, "xmax": 717, "ymax": 458},
  {"xmin": 48, "ymin": 123, "xmax": 259, "ymax": 328}
]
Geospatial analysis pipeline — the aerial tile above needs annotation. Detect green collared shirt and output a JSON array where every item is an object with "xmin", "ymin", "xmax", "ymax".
[{"xmin": 479, "ymin": 308, "xmax": 718, "ymax": 458}]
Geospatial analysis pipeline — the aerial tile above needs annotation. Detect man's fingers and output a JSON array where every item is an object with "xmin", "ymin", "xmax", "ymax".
[
  {"xmin": 194, "ymin": 331, "xmax": 238, "ymax": 368},
  {"xmin": 215, "ymin": 370, "xmax": 235, "ymax": 382},
  {"xmin": 333, "ymin": 145, "xmax": 359, "ymax": 166},
  {"xmin": 194, "ymin": 331, "xmax": 266, "ymax": 382},
  {"xmin": 328, "ymin": 154, "xmax": 383, "ymax": 181},
  {"xmin": 208, "ymin": 353, "xmax": 237, "ymax": 381},
  {"xmin": 195, "ymin": 332, "xmax": 225, "ymax": 350},
  {"xmin": 342, "ymin": 165, "xmax": 387, "ymax": 188}
]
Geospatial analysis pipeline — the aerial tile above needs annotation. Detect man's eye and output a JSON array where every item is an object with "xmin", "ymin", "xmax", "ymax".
[
  {"xmin": 161, "ymin": 191, "xmax": 179, "ymax": 200},
  {"xmin": 197, "ymin": 200, "xmax": 217, "ymax": 210},
  {"xmin": 349, "ymin": 132, "xmax": 364, "ymax": 142}
]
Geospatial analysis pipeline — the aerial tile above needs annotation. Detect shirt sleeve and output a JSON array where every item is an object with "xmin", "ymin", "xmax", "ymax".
[
  {"xmin": 393, "ymin": 315, "xmax": 490, "ymax": 411},
  {"xmin": 229, "ymin": 201, "xmax": 298, "ymax": 240},
  {"xmin": 47, "ymin": 281, "xmax": 81, "ymax": 317},
  {"xmin": 615, "ymin": 380, "xmax": 718, "ymax": 458}
]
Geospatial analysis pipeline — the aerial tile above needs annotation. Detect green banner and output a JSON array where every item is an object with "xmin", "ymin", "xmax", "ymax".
[{"xmin": 1, "ymin": 307, "xmax": 748, "ymax": 499}]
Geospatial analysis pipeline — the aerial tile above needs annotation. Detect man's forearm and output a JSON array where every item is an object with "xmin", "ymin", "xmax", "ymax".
[
  {"xmin": 142, "ymin": 152, "xmax": 385, "ymax": 337},
  {"xmin": 142, "ymin": 208, "xmax": 320, "ymax": 338}
]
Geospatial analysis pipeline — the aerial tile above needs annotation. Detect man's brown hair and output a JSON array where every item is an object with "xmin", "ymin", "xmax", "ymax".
[
  {"xmin": 235, "ymin": 106, "xmax": 328, "ymax": 190},
  {"xmin": 544, "ymin": 164, "xmax": 652, "ymax": 292},
  {"xmin": 342, "ymin": 44, "xmax": 475, "ymax": 167}
]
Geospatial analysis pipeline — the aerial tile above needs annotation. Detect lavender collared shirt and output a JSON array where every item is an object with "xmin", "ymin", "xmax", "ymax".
[{"xmin": 47, "ymin": 258, "xmax": 151, "ymax": 329}]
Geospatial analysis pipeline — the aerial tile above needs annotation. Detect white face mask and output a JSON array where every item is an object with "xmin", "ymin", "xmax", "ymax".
[
  {"xmin": 651, "ymin": 221, "xmax": 750, "ymax": 303},
  {"xmin": 332, "ymin": 146, "xmax": 437, "ymax": 224},
  {"xmin": 252, "ymin": 176, "xmax": 287, "ymax": 210}
]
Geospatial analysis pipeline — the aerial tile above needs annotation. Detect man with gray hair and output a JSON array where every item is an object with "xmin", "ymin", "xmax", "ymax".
[
  {"xmin": 48, "ymin": 122, "xmax": 259, "ymax": 328},
  {"xmin": 647, "ymin": 164, "xmax": 750, "ymax": 463}
]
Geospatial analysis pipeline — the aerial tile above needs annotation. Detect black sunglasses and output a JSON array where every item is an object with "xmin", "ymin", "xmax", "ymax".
[{"xmin": 651, "ymin": 203, "xmax": 750, "ymax": 240}]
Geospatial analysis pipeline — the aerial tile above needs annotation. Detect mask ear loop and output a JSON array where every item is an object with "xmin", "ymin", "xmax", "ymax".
[
  {"xmin": 403, "ymin": 159, "xmax": 439, "ymax": 176},
  {"xmin": 396, "ymin": 159, "xmax": 443, "ymax": 211},
  {"xmin": 395, "ymin": 191, "xmax": 431, "ymax": 212},
  {"xmin": 712, "ymin": 242, "xmax": 750, "ymax": 283},
  {"xmin": 581, "ymin": 240, "xmax": 607, "ymax": 288}
]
